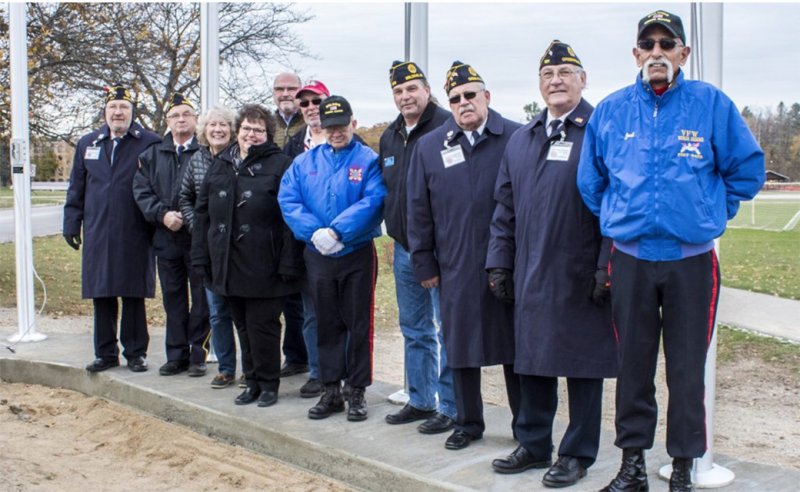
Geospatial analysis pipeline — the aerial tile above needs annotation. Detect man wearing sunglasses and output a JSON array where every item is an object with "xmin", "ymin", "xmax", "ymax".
[
  {"xmin": 487, "ymin": 41, "xmax": 617, "ymax": 489},
  {"xmin": 578, "ymin": 11, "xmax": 765, "ymax": 492},
  {"xmin": 407, "ymin": 62, "xmax": 522, "ymax": 451},
  {"xmin": 379, "ymin": 61, "xmax": 455, "ymax": 435}
]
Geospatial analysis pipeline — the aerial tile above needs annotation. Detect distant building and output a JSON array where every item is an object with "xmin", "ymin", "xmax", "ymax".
[
  {"xmin": 31, "ymin": 140, "xmax": 74, "ymax": 181},
  {"xmin": 765, "ymin": 170, "xmax": 791, "ymax": 182}
]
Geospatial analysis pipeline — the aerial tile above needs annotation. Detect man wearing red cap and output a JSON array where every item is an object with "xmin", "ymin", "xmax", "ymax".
[
  {"xmin": 64, "ymin": 84, "xmax": 160, "ymax": 373},
  {"xmin": 578, "ymin": 10, "xmax": 765, "ymax": 492}
]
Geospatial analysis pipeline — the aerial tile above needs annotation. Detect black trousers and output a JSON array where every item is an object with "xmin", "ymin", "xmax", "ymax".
[
  {"xmin": 93, "ymin": 297, "xmax": 148, "ymax": 361},
  {"xmin": 157, "ymin": 250, "xmax": 210, "ymax": 364},
  {"xmin": 611, "ymin": 249, "xmax": 720, "ymax": 458},
  {"xmin": 452, "ymin": 365, "xmax": 520, "ymax": 438},
  {"xmin": 515, "ymin": 375, "xmax": 604, "ymax": 468},
  {"xmin": 228, "ymin": 296, "xmax": 284, "ymax": 393},
  {"xmin": 282, "ymin": 292, "xmax": 307, "ymax": 365},
  {"xmin": 304, "ymin": 243, "xmax": 376, "ymax": 388}
]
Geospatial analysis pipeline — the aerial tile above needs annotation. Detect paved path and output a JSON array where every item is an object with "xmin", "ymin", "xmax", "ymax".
[
  {"xmin": 0, "ymin": 205, "xmax": 63, "ymax": 243},
  {"xmin": 1, "ymin": 332, "xmax": 798, "ymax": 492},
  {"xmin": 718, "ymin": 287, "xmax": 800, "ymax": 342}
]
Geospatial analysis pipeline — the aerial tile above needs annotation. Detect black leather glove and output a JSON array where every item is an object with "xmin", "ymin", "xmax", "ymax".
[
  {"xmin": 64, "ymin": 234, "xmax": 81, "ymax": 251},
  {"xmin": 488, "ymin": 268, "xmax": 514, "ymax": 304},
  {"xmin": 591, "ymin": 269, "xmax": 611, "ymax": 306}
]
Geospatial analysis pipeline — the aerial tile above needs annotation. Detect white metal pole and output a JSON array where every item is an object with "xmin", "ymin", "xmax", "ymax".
[
  {"xmin": 659, "ymin": 4, "xmax": 733, "ymax": 488},
  {"xmin": 8, "ymin": 2, "xmax": 46, "ymax": 343},
  {"xmin": 200, "ymin": 3, "xmax": 220, "ymax": 362},
  {"xmin": 200, "ymin": 3, "xmax": 220, "ymax": 113},
  {"xmin": 408, "ymin": 3, "xmax": 429, "ymax": 74}
]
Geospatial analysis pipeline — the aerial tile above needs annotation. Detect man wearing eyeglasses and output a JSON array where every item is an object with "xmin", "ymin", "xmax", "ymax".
[
  {"xmin": 272, "ymin": 72, "xmax": 305, "ymax": 149},
  {"xmin": 487, "ymin": 41, "xmax": 617, "ymax": 489},
  {"xmin": 378, "ymin": 61, "xmax": 456, "ymax": 435},
  {"xmin": 407, "ymin": 62, "xmax": 522, "ymax": 451},
  {"xmin": 134, "ymin": 93, "xmax": 210, "ymax": 378},
  {"xmin": 577, "ymin": 11, "xmax": 765, "ymax": 492}
]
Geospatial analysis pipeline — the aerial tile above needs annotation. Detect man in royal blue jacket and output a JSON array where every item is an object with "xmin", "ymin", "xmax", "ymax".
[
  {"xmin": 577, "ymin": 11, "xmax": 765, "ymax": 492},
  {"xmin": 279, "ymin": 95, "xmax": 386, "ymax": 423}
]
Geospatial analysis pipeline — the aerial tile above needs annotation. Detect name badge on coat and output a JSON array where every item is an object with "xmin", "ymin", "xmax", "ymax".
[
  {"xmin": 440, "ymin": 145, "xmax": 466, "ymax": 168},
  {"xmin": 546, "ymin": 141, "xmax": 573, "ymax": 161},
  {"xmin": 84, "ymin": 147, "xmax": 101, "ymax": 160}
]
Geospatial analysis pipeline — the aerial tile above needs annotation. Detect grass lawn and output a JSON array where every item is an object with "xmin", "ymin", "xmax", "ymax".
[
  {"xmin": 0, "ymin": 188, "xmax": 66, "ymax": 208},
  {"xmin": 719, "ymin": 227, "xmax": 800, "ymax": 300},
  {"xmin": 717, "ymin": 324, "xmax": 800, "ymax": 375}
]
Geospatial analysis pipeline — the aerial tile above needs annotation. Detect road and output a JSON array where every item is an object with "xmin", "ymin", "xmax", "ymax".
[{"xmin": 0, "ymin": 205, "xmax": 63, "ymax": 243}]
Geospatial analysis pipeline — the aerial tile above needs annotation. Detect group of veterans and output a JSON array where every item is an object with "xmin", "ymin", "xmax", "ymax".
[{"xmin": 63, "ymin": 10, "xmax": 765, "ymax": 492}]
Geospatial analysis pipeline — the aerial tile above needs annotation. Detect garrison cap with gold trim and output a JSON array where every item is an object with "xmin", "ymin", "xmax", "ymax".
[
  {"xmin": 539, "ymin": 40, "xmax": 582, "ymax": 69},
  {"xmin": 320, "ymin": 95, "xmax": 353, "ymax": 128},
  {"xmin": 389, "ymin": 60, "xmax": 427, "ymax": 87},
  {"xmin": 444, "ymin": 61, "xmax": 484, "ymax": 94},
  {"xmin": 166, "ymin": 92, "xmax": 195, "ymax": 113},
  {"xmin": 638, "ymin": 10, "xmax": 686, "ymax": 44},
  {"xmin": 104, "ymin": 83, "xmax": 132, "ymax": 103}
]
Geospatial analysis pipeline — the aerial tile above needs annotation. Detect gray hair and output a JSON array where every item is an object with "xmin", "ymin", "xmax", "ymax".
[{"xmin": 196, "ymin": 105, "xmax": 237, "ymax": 147}]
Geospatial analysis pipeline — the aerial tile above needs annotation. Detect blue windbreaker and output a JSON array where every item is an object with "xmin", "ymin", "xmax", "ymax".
[
  {"xmin": 577, "ymin": 71, "xmax": 765, "ymax": 261},
  {"xmin": 278, "ymin": 139, "xmax": 386, "ymax": 257}
]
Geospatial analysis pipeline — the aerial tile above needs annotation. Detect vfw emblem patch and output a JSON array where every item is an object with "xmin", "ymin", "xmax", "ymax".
[
  {"xmin": 348, "ymin": 166, "xmax": 363, "ymax": 183},
  {"xmin": 677, "ymin": 129, "xmax": 704, "ymax": 159}
]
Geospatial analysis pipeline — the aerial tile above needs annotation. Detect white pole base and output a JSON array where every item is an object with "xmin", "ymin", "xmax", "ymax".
[
  {"xmin": 8, "ymin": 331, "xmax": 47, "ymax": 343},
  {"xmin": 388, "ymin": 389, "xmax": 409, "ymax": 405},
  {"xmin": 659, "ymin": 463, "xmax": 735, "ymax": 489}
]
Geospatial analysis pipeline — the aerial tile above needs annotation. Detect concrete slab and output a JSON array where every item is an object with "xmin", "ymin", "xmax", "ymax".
[
  {"xmin": 718, "ymin": 287, "xmax": 800, "ymax": 342},
  {"xmin": 2, "ymin": 333, "xmax": 799, "ymax": 491}
]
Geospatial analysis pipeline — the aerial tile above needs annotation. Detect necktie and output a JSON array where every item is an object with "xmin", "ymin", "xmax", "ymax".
[
  {"xmin": 177, "ymin": 145, "xmax": 185, "ymax": 160},
  {"xmin": 110, "ymin": 137, "xmax": 121, "ymax": 165},
  {"xmin": 549, "ymin": 119, "xmax": 564, "ymax": 138}
]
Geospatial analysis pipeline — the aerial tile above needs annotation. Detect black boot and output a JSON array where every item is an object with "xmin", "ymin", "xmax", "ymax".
[
  {"xmin": 600, "ymin": 448, "xmax": 649, "ymax": 492},
  {"xmin": 670, "ymin": 458, "xmax": 694, "ymax": 492},
  {"xmin": 347, "ymin": 386, "xmax": 368, "ymax": 421},
  {"xmin": 308, "ymin": 382, "xmax": 345, "ymax": 420}
]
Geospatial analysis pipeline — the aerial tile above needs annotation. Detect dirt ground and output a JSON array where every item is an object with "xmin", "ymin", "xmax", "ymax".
[{"xmin": 0, "ymin": 308, "xmax": 798, "ymax": 491}]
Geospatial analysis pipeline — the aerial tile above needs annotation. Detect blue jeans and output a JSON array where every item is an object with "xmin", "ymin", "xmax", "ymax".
[
  {"xmin": 300, "ymin": 286, "xmax": 320, "ymax": 380},
  {"xmin": 393, "ymin": 243, "xmax": 456, "ymax": 418},
  {"xmin": 206, "ymin": 287, "xmax": 236, "ymax": 376}
]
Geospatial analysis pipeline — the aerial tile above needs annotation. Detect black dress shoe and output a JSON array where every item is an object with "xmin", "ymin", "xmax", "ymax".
[
  {"xmin": 299, "ymin": 378, "xmax": 323, "ymax": 398},
  {"xmin": 279, "ymin": 361, "xmax": 309, "ymax": 377},
  {"xmin": 542, "ymin": 456, "xmax": 587, "ymax": 488},
  {"xmin": 492, "ymin": 445, "xmax": 552, "ymax": 474},
  {"xmin": 385, "ymin": 403, "xmax": 436, "ymax": 425},
  {"xmin": 444, "ymin": 430, "xmax": 482, "ymax": 450},
  {"xmin": 85, "ymin": 358, "xmax": 119, "ymax": 372},
  {"xmin": 188, "ymin": 363, "xmax": 207, "ymax": 377},
  {"xmin": 234, "ymin": 387, "xmax": 261, "ymax": 405},
  {"xmin": 127, "ymin": 356, "xmax": 148, "ymax": 373},
  {"xmin": 256, "ymin": 391, "xmax": 278, "ymax": 408},
  {"xmin": 159, "ymin": 360, "xmax": 189, "ymax": 376},
  {"xmin": 418, "ymin": 413, "xmax": 455, "ymax": 434},
  {"xmin": 308, "ymin": 383, "xmax": 345, "ymax": 419}
]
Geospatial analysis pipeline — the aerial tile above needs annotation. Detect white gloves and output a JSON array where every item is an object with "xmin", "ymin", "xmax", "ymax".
[{"xmin": 311, "ymin": 228, "xmax": 345, "ymax": 256}]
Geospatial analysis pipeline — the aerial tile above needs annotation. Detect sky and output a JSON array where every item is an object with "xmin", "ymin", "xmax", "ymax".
[{"xmin": 278, "ymin": 2, "xmax": 800, "ymax": 127}]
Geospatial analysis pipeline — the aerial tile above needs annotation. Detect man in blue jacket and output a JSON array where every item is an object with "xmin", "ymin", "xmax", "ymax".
[
  {"xmin": 577, "ymin": 11, "xmax": 765, "ymax": 492},
  {"xmin": 279, "ymin": 95, "xmax": 386, "ymax": 423},
  {"xmin": 488, "ymin": 41, "xmax": 616, "ymax": 489},
  {"xmin": 63, "ymin": 84, "xmax": 160, "ymax": 373},
  {"xmin": 407, "ymin": 62, "xmax": 522, "ymax": 451}
]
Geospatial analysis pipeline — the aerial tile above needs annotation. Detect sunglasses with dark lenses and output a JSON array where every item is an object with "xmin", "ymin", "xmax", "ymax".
[
  {"xmin": 637, "ymin": 38, "xmax": 680, "ymax": 51},
  {"xmin": 299, "ymin": 98, "xmax": 323, "ymax": 108},
  {"xmin": 448, "ymin": 91, "xmax": 479, "ymax": 105}
]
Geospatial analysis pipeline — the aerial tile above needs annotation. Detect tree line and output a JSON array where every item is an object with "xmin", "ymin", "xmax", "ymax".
[{"xmin": 742, "ymin": 102, "xmax": 800, "ymax": 181}]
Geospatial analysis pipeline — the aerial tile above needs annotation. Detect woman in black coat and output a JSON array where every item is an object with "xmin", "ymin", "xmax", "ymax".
[{"xmin": 192, "ymin": 104, "xmax": 304, "ymax": 407}]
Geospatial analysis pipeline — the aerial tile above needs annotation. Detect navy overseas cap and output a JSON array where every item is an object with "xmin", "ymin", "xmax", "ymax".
[
  {"xmin": 104, "ymin": 83, "xmax": 132, "ymax": 103},
  {"xmin": 390, "ymin": 60, "xmax": 427, "ymax": 87},
  {"xmin": 638, "ymin": 10, "xmax": 686, "ymax": 44},
  {"xmin": 319, "ymin": 95, "xmax": 353, "ymax": 128},
  {"xmin": 444, "ymin": 61, "xmax": 484, "ymax": 94},
  {"xmin": 166, "ymin": 92, "xmax": 194, "ymax": 112},
  {"xmin": 539, "ymin": 40, "xmax": 583, "ymax": 69}
]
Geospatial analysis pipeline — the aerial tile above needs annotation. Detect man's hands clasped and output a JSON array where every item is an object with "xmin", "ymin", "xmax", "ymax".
[{"xmin": 311, "ymin": 228, "xmax": 344, "ymax": 256}]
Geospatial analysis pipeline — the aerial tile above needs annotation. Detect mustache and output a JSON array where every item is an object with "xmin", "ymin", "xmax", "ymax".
[
  {"xmin": 642, "ymin": 57, "xmax": 674, "ymax": 83},
  {"xmin": 458, "ymin": 104, "xmax": 475, "ymax": 115}
]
